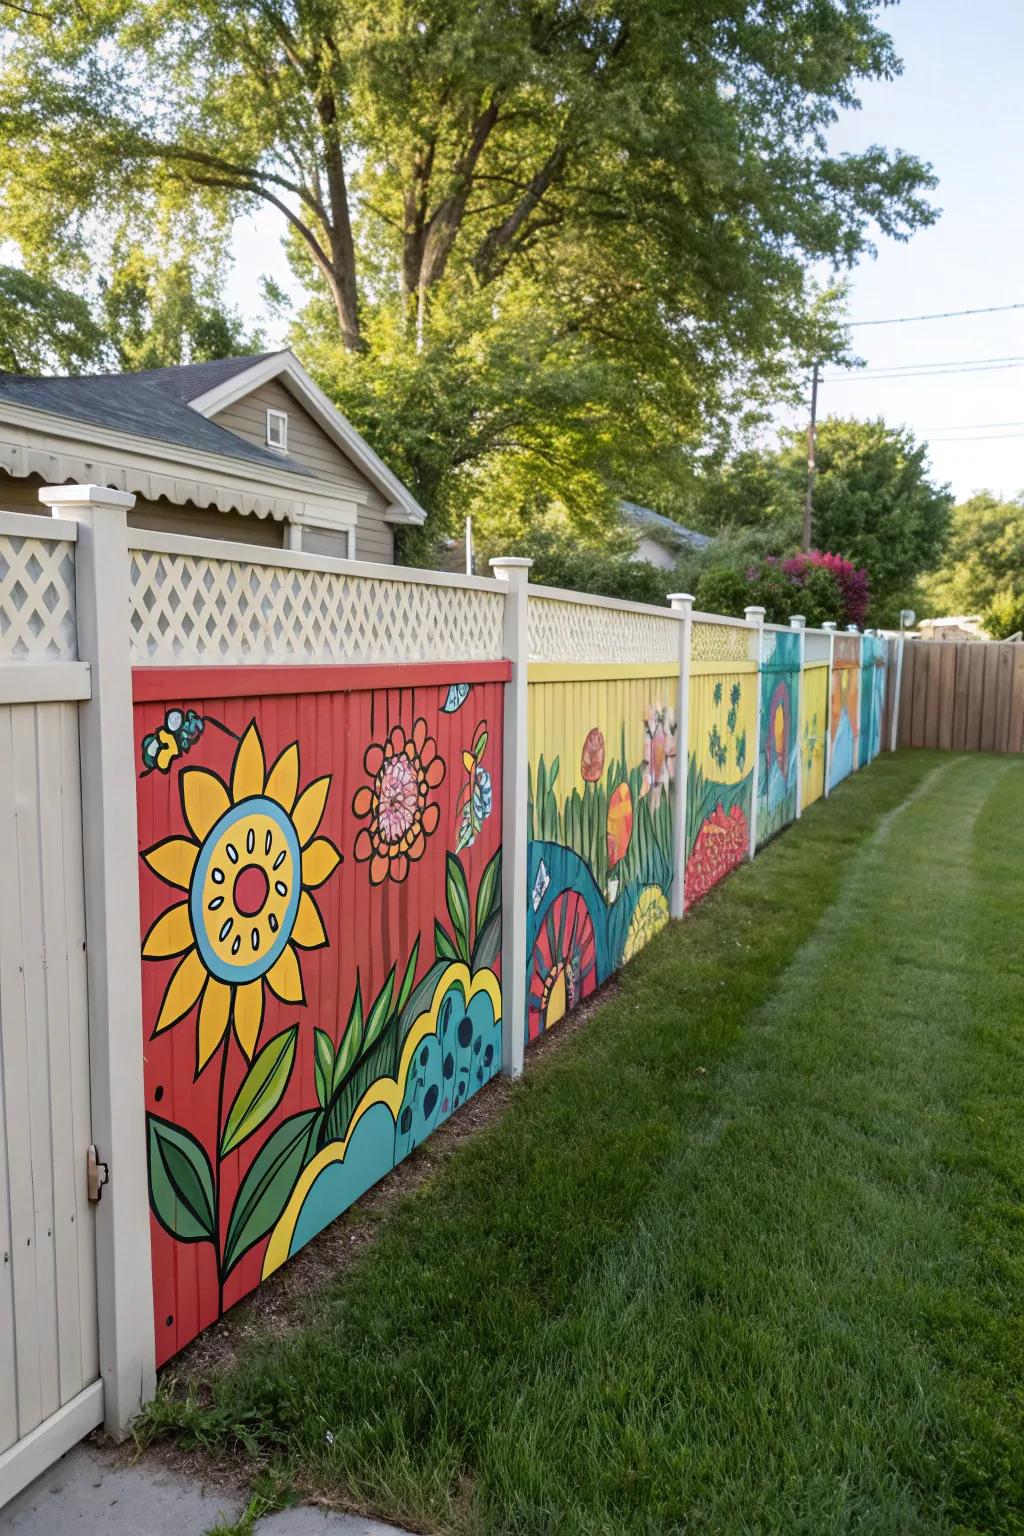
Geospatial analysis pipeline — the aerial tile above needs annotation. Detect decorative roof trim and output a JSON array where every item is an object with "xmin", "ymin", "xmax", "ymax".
[{"xmin": 188, "ymin": 349, "xmax": 426, "ymax": 526}]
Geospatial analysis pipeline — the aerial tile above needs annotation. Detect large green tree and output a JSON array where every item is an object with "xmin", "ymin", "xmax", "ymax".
[
  {"xmin": 0, "ymin": 1, "xmax": 935, "ymax": 540},
  {"xmin": 685, "ymin": 416, "xmax": 953, "ymax": 622},
  {"xmin": 921, "ymin": 493, "xmax": 1024, "ymax": 640}
]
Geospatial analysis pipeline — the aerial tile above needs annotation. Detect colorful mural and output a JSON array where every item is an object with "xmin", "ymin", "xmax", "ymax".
[
  {"xmin": 525, "ymin": 670, "xmax": 677, "ymax": 1041},
  {"xmin": 756, "ymin": 630, "xmax": 801, "ymax": 845},
  {"xmin": 685, "ymin": 663, "xmax": 756, "ymax": 908},
  {"xmin": 827, "ymin": 637, "xmax": 861, "ymax": 791},
  {"xmin": 800, "ymin": 664, "xmax": 829, "ymax": 809},
  {"xmin": 859, "ymin": 635, "xmax": 888, "ymax": 766},
  {"xmin": 135, "ymin": 669, "xmax": 505, "ymax": 1362}
]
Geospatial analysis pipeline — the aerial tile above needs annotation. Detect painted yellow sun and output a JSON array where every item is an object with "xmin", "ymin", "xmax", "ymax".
[{"xmin": 141, "ymin": 722, "xmax": 341, "ymax": 1075}]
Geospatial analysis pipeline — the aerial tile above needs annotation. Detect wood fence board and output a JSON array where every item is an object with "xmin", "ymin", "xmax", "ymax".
[
  {"xmin": 910, "ymin": 644, "xmax": 928, "ymax": 747},
  {"xmin": 952, "ymin": 645, "xmax": 971, "ymax": 752},
  {"xmin": 994, "ymin": 645, "xmax": 1013, "ymax": 753},
  {"xmin": 963, "ymin": 647, "xmax": 985, "ymax": 751},
  {"xmin": 979, "ymin": 644, "xmax": 999, "ymax": 753},
  {"xmin": 1011, "ymin": 649, "xmax": 1024, "ymax": 754},
  {"xmin": 937, "ymin": 645, "xmax": 956, "ymax": 750}
]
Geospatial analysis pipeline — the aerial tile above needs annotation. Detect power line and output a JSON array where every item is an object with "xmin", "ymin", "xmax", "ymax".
[
  {"xmin": 847, "ymin": 301, "xmax": 1024, "ymax": 328},
  {"xmin": 925, "ymin": 431, "xmax": 1024, "ymax": 444},
  {"xmin": 920, "ymin": 419, "xmax": 1024, "ymax": 432},
  {"xmin": 821, "ymin": 356, "xmax": 1024, "ymax": 382}
]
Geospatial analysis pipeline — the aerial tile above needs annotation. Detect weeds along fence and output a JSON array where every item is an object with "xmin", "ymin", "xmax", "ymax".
[{"xmin": 0, "ymin": 485, "xmax": 896, "ymax": 1504}]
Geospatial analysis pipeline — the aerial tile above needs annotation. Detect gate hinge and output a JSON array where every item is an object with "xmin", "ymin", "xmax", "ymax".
[{"xmin": 86, "ymin": 1145, "xmax": 109, "ymax": 1203}]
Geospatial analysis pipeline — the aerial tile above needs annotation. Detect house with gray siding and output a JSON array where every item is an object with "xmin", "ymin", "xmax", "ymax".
[{"xmin": 0, "ymin": 350, "xmax": 424, "ymax": 561}]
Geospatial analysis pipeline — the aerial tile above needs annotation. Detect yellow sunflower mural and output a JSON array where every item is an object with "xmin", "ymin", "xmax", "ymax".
[{"xmin": 141, "ymin": 722, "xmax": 341, "ymax": 1075}]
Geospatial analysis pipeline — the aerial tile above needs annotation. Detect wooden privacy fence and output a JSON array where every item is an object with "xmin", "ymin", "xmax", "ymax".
[
  {"xmin": 0, "ymin": 484, "xmax": 897, "ymax": 1505},
  {"xmin": 898, "ymin": 638, "xmax": 1024, "ymax": 754}
]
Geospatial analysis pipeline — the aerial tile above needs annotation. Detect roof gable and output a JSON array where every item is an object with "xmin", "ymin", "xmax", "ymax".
[{"xmin": 184, "ymin": 350, "xmax": 425, "ymax": 524}]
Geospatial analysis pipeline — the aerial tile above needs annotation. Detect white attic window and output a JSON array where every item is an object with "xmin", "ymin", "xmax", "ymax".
[{"xmin": 266, "ymin": 408, "xmax": 288, "ymax": 451}]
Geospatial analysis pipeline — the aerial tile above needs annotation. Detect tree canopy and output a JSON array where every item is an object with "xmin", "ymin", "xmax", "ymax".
[
  {"xmin": 684, "ymin": 416, "xmax": 953, "ymax": 623},
  {"xmin": 920, "ymin": 493, "xmax": 1024, "ymax": 640},
  {"xmin": 0, "ymin": 0, "xmax": 936, "ymax": 541}
]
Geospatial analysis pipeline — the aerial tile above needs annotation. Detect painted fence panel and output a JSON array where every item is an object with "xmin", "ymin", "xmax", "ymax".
[
  {"xmin": 800, "ymin": 664, "xmax": 829, "ymax": 810},
  {"xmin": 686, "ymin": 622, "xmax": 757, "ymax": 906},
  {"xmin": 0, "ymin": 701, "xmax": 98, "ymax": 1452},
  {"xmin": 858, "ymin": 635, "xmax": 887, "ymax": 767},
  {"xmin": 756, "ymin": 629, "xmax": 801, "ymax": 845},
  {"xmin": 827, "ymin": 636, "xmax": 861, "ymax": 791},
  {"xmin": 525, "ymin": 666, "xmax": 678, "ymax": 1041},
  {"xmin": 134, "ymin": 664, "xmax": 506, "ymax": 1363}
]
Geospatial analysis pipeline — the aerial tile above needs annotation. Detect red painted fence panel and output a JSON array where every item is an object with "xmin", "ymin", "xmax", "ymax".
[{"xmin": 134, "ymin": 664, "xmax": 506, "ymax": 1364}]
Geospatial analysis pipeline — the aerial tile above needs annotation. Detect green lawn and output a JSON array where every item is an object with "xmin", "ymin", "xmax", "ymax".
[{"xmin": 142, "ymin": 750, "xmax": 1024, "ymax": 1536}]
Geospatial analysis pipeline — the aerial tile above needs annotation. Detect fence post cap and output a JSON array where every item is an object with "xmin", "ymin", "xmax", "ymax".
[
  {"xmin": 667, "ymin": 591, "xmax": 695, "ymax": 609},
  {"xmin": 789, "ymin": 614, "xmax": 806, "ymax": 629},
  {"xmin": 39, "ymin": 483, "xmax": 136, "ymax": 513},
  {"xmin": 822, "ymin": 620, "xmax": 838, "ymax": 631},
  {"xmin": 743, "ymin": 604, "xmax": 766, "ymax": 622},
  {"xmin": 846, "ymin": 623, "xmax": 860, "ymax": 633},
  {"xmin": 489, "ymin": 557, "xmax": 533, "ymax": 587}
]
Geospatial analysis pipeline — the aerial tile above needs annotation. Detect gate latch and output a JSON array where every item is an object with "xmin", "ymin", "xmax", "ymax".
[{"xmin": 86, "ymin": 1145, "xmax": 109, "ymax": 1203}]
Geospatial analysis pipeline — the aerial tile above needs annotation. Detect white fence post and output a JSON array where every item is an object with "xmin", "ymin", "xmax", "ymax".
[
  {"xmin": 39, "ymin": 485, "xmax": 155, "ymax": 1438},
  {"xmin": 890, "ymin": 634, "xmax": 905, "ymax": 751},
  {"xmin": 667, "ymin": 593, "xmax": 694, "ymax": 918},
  {"xmin": 744, "ymin": 606, "xmax": 766, "ymax": 858},
  {"xmin": 789, "ymin": 615, "xmax": 806, "ymax": 818},
  {"xmin": 822, "ymin": 622, "xmax": 837, "ymax": 796},
  {"xmin": 490, "ymin": 557, "xmax": 532, "ymax": 1078}
]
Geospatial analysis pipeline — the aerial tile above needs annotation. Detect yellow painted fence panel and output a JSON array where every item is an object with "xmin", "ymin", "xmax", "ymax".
[{"xmin": 526, "ymin": 667, "xmax": 679, "ymax": 1043}]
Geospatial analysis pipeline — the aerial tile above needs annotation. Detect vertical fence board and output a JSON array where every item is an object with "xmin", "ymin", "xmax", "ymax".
[
  {"xmin": 1011, "ymin": 649, "xmax": 1024, "ymax": 754},
  {"xmin": 994, "ymin": 645, "xmax": 1013, "ymax": 753},
  {"xmin": 0, "ymin": 708, "xmax": 43, "ymax": 1442},
  {"xmin": 952, "ymin": 645, "xmax": 971, "ymax": 751},
  {"xmin": 979, "ymin": 645, "xmax": 999, "ymax": 752},
  {"xmin": 10, "ymin": 708, "xmax": 61, "ymax": 1426},
  {"xmin": 937, "ymin": 645, "xmax": 956, "ymax": 750},
  {"xmin": 963, "ymin": 647, "xmax": 985, "ymax": 751},
  {"xmin": 911, "ymin": 644, "xmax": 929, "ymax": 747}
]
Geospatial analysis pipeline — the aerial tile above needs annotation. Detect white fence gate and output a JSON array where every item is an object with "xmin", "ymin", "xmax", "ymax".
[{"xmin": 0, "ymin": 513, "xmax": 103, "ymax": 1505}]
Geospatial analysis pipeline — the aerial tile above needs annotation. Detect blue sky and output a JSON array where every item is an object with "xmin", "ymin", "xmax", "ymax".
[{"xmin": 228, "ymin": 0, "xmax": 1024, "ymax": 504}]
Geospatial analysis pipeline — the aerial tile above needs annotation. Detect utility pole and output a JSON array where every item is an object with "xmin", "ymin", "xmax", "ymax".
[{"xmin": 803, "ymin": 361, "xmax": 819, "ymax": 552}]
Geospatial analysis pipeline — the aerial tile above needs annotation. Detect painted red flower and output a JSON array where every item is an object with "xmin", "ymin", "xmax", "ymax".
[
  {"xmin": 352, "ymin": 718, "xmax": 446, "ymax": 885},
  {"xmin": 684, "ymin": 803, "xmax": 748, "ymax": 909}
]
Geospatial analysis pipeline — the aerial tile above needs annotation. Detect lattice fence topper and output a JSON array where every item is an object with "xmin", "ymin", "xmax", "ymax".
[
  {"xmin": 128, "ymin": 547, "xmax": 506, "ymax": 665},
  {"xmin": 527, "ymin": 594, "xmax": 679, "ymax": 665},
  {"xmin": 0, "ymin": 531, "xmax": 77, "ymax": 661},
  {"xmin": 690, "ymin": 620, "xmax": 752, "ymax": 667}
]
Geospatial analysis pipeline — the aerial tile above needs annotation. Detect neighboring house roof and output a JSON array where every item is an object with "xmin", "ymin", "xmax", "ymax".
[
  {"xmin": 619, "ymin": 499, "xmax": 713, "ymax": 550},
  {"xmin": 0, "ymin": 364, "xmax": 314, "ymax": 479},
  {"xmin": 0, "ymin": 349, "xmax": 425, "ymax": 527}
]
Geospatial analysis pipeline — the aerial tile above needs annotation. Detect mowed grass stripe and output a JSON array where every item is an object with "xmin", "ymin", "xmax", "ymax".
[{"xmin": 141, "ymin": 753, "xmax": 1024, "ymax": 1536}]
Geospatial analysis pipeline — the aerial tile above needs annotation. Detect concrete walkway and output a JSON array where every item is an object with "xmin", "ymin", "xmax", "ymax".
[{"xmin": 0, "ymin": 1443, "xmax": 413, "ymax": 1535}]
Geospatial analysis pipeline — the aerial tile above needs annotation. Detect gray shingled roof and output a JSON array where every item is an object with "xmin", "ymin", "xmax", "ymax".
[
  {"xmin": 619, "ymin": 499, "xmax": 712, "ymax": 549},
  {"xmin": 0, "ymin": 354, "xmax": 314, "ymax": 478}
]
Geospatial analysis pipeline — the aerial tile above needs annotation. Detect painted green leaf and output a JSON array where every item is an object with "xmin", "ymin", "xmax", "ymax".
[
  {"xmin": 434, "ymin": 919, "xmax": 460, "ymax": 963},
  {"xmin": 313, "ymin": 1029, "xmax": 335, "ymax": 1108},
  {"xmin": 446, "ymin": 853, "xmax": 472, "ymax": 963},
  {"xmin": 363, "ymin": 963, "xmax": 397, "ymax": 1052},
  {"xmin": 222, "ymin": 1109, "xmax": 319, "ymax": 1277},
  {"xmin": 333, "ymin": 979, "xmax": 364, "ymax": 1091},
  {"xmin": 220, "ymin": 1026, "xmax": 299, "ymax": 1157},
  {"xmin": 475, "ymin": 847, "xmax": 501, "ymax": 937},
  {"xmin": 396, "ymin": 937, "xmax": 420, "ymax": 1016},
  {"xmin": 147, "ymin": 1114, "xmax": 216, "ymax": 1245},
  {"xmin": 472, "ymin": 909, "xmax": 501, "ymax": 972}
]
